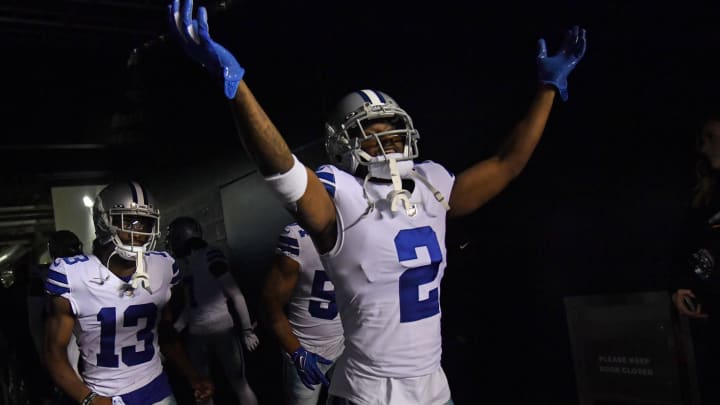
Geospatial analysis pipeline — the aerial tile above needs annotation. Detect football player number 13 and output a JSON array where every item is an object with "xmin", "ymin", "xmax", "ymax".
[{"xmin": 96, "ymin": 303, "xmax": 157, "ymax": 367}]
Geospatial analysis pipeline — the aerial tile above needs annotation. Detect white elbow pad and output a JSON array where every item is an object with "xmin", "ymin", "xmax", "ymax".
[{"xmin": 263, "ymin": 154, "xmax": 308, "ymax": 205}]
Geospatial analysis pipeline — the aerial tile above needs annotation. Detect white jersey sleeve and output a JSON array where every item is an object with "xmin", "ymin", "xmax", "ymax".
[
  {"xmin": 275, "ymin": 223, "xmax": 344, "ymax": 360},
  {"xmin": 315, "ymin": 162, "xmax": 455, "ymax": 381},
  {"xmin": 45, "ymin": 252, "xmax": 177, "ymax": 397}
]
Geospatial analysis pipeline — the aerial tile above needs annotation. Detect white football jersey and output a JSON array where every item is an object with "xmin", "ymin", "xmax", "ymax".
[
  {"xmin": 45, "ymin": 252, "xmax": 180, "ymax": 397},
  {"xmin": 177, "ymin": 245, "xmax": 235, "ymax": 334},
  {"xmin": 316, "ymin": 162, "xmax": 454, "ymax": 379},
  {"xmin": 276, "ymin": 223, "xmax": 344, "ymax": 360}
]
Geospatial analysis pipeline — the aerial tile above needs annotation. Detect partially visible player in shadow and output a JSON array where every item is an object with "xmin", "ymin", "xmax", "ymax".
[
  {"xmin": 166, "ymin": 216, "xmax": 260, "ymax": 405},
  {"xmin": 671, "ymin": 111, "xmax": 720, "ymax": 404}
]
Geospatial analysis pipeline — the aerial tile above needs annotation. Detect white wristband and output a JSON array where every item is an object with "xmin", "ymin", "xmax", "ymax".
[{"xmin": 263, "ymin": 155, "xmax": 308, "ymax": 204}]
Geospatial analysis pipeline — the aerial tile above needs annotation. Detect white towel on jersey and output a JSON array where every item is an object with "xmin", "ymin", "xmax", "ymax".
[
  {"xmin": 45, "ymin": 252, "xmax": 180, "ymax": 397},
  {"xmin": 275, "ymin": 223, "xmax": 344, "ymax": 360},
  {"xmin": 315, "ymin": 161, "xmax": 454, "ymax": 383}
]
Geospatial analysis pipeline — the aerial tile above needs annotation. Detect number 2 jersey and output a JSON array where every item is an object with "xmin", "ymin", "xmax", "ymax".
[
  {"xmin": 316, "ymin": 161, "xmax": 454, "ymax": 379},
  {"xmin": 45, "ymin": 252, "xmax": 180, "ymax": 397},
  {"xmin": 275, "ymin": 223, "xmax": 344, "ymax": 360}
]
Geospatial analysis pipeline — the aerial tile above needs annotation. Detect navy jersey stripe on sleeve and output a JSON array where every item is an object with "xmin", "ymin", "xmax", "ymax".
[
  {"xmin": 318, "ymin": 179, "xmax": 336, "ymax": 198},
  {"xmin": 316, "ymin": 170, "xmax": 336, "ymax": 197},
  {"xmin": 278, "ymin": 245, "xmax": 300, "ymax": 256},
  {"xmin": 278, "ymin": 236, "xmax": 299, "ymax": 247},
  {"xmin": 45, "ymin": 281, "xmax": 69, "ymax": 295},
  {"xmin": 47, "ymin": 269, "xmax": 68, "ymax": 285},
  {"xmin": 317, "ymin": 171, "xmax": 335, "ymax": 184}
]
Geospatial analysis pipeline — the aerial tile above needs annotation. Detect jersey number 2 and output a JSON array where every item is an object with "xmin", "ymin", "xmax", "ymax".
[
  {"xmin": 97, "ymin": 303, "xmax": 157, "ymax": 367},
  {"xmin": 396, "ymin": 226, "xmax": 442, "ymax": 323}
]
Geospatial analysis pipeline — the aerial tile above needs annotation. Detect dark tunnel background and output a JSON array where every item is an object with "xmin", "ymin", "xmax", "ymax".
[{"xmin": 3, "ymin": 0, "xmax": 720, "ymax": 403}]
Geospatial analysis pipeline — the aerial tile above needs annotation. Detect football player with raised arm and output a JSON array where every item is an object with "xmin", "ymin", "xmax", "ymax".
[
  {"xmin": 168, "ymin": 1, "xmax": 586, "ymax": 403},
  {"xmin": 262, "ymin": 222, "xmax": 344, "ymax": 404},
  {"xmin": 44, "ymin": 181, "xmax": 213, "ymax": 405}
]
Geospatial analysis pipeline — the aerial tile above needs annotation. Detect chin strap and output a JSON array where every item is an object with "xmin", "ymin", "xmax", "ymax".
[
  {"xmin": 386, "ymin": 157, "xmax": 416, "ymax": 216},
  {"xmin": 130, "ymin": 253, "xmax": 152, "ymax": 294},
  {"xmin": 360, "ymin": 156, "xmax": 450, "ymax": 217},
  {"xmin": 108, "ymin": 248, "xmax": 152, "ymax": 295},
  {"xmin": 362, "ymin": 154, "xmax": 416, "ymax": 216},
  {"xmin": 408, "ymin": 170, "xmax": 450, "ymax": 211}
]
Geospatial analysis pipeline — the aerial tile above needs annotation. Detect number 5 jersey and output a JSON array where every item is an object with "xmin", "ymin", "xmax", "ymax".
[{"xmin": 276, "ymin": 223, "xmax": 345, "ymax": 361}]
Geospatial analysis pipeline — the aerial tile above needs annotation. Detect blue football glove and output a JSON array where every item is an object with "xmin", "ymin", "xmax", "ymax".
[
  {"xmin": 168, "ymin": 0, "xmax": 244, "ymax": 99},
  {"xmin": 289, "ymin": 347, "xmax": 332, "ymax": 390},
  {"xmin": 537, "ymin": 25, "xmax": 587, "ymax": 102}
]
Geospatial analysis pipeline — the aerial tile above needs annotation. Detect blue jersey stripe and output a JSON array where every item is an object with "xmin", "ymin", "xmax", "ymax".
[
  {"xmin": 316, "ymin": 171, "xmax": 335, "ymax": 184},
  {"xmin": 47, "ymin": 269, "xmax": 68, "ymax": 285},
  {"xmin": 278, "ymin": 245, "xmax": 300, "ymax": 256},
  {"xmin": 278, "ymin": 236, "xmax": 299, "ymax": 247},
  {"xmin": 316, "ymin": 171, "xmax": 336, "ymax": 197},
  {"xmin": 45, "ymin": 282, "xmax": 69, "ymax": 295},
  {"xmin": 321, "ymin": 182, "xmax": 336, "ymax": 198}
]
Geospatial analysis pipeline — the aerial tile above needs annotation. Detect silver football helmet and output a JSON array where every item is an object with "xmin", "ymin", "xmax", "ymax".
[
  {"xmin": 325, "ymin": 90, "xmax": 450, "ymax": 216},
  {"xmin": 93, "ymin": 181, "xmax": 160, "ymax": 258},
  {"xmin": 93, "ymin": 181, "xmax": 160, "ymax": 295},
  {"xmin": 324, "ymin": 89, "xmax": 419, "ymax": 175},
  {"xmin": 93, "ymin": 181, "xmax": 160, "ymax": 293}
]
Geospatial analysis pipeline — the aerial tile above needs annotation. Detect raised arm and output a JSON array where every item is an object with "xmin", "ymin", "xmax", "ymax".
[
  {"xmin": 167, "ymin": 0, "xmax": 337, "ymax": 253},
  {"xmin": 230, "ymin": 82, "xmax": 338, "ymax": 252},
  {"xmin": 449, "ymin": 26, "xmax": 587, "ymax": 218}
]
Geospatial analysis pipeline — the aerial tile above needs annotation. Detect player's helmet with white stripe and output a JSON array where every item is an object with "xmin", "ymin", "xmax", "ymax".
[
  {"xmin": 93, "ymin": 181, "xmax": 160, "ymax": 260},
  {"xmin": 324, "ymin": 89, "xmax": 419, "ymax": 175},
  {"xmin": 165, "ymin": 216, "xmax": 202, "ymax": 258}
]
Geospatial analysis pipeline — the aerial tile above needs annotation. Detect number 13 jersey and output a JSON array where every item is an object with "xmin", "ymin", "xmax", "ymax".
[{"xmin": 45, "ymin": 252, "xmax": 180, "ymax": 397}]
